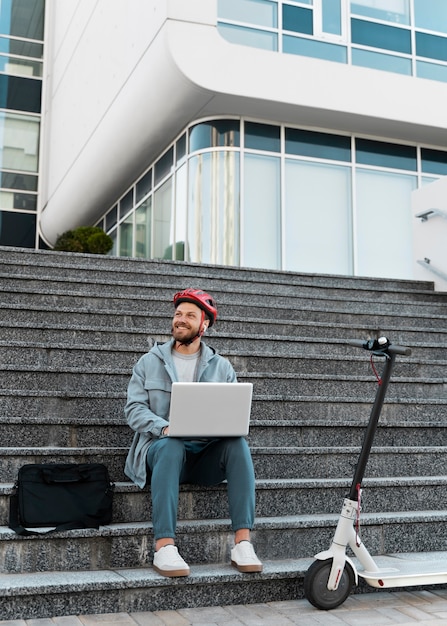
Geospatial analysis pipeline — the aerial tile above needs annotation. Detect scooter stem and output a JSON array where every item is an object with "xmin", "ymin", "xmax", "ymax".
[{"xmin": 348, "ymin": 352, "xmax": 396, "ymax": 500}]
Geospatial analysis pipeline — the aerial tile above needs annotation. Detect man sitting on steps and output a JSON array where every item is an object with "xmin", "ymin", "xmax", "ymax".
[{"xmin": 124, "ymin": 288, "xmax": 263, "ymax": 578}]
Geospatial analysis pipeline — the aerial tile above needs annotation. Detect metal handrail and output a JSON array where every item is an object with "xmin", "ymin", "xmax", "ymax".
[
  {"xmin": 415, "ymin": 208, "xmax": 447, "ymax": 222},
  {"xmin": 417, "ymin": 258, "xmax": 447, "ymax": 283}
]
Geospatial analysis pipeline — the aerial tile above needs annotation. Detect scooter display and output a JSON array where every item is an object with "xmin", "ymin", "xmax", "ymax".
[{"xmin": 304, "ymin": 337, "xmax": 447, "ymax": 610}]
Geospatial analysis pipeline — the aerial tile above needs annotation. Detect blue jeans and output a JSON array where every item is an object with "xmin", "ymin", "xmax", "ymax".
[{"xmin": 146, "ymin": 437, "xmax": 256, "ymax": 540}]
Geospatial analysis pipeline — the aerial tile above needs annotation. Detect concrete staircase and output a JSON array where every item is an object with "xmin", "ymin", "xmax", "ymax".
[{"xmin": 0, "ymin": 246, "xmax": 446, "ymax": 619}]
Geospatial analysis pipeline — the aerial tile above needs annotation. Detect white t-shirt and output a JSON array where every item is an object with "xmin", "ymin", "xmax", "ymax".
[{"xmin": 172, "ymin": 350, "xmax": 200, "ymax": 382}]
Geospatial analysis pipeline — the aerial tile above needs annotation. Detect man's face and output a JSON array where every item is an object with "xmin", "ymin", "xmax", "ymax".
[{"xmin": 172, "ymin": 302, "xmax": 207, "ymax": 343}]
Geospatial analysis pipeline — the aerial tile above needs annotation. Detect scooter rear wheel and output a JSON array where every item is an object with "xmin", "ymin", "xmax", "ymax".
[{"xmin": 304, "ymin": 558, "xmax": 354, "ymax": 610}]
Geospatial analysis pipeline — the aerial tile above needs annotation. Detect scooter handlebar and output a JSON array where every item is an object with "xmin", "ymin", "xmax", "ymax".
[{"xmin": 347, "ymin": 337, "xmax": 411, "ymax": 356}]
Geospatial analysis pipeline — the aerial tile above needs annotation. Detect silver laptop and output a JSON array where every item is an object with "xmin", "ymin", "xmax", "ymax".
[{"xmin": 168, "ymin": 382, "xmax": 253, "ymax": 437}]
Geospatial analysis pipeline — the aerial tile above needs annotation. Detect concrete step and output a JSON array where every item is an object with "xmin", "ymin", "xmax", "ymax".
[
  {"xmin": 2, "ymin": 299, "xmax": 447, "ymax": 331},
  {"xmin": 2, "ymin": 415, "xmax": 447, "ymax": 449},
  {"xmin": 1, "ymin": 245, "xmax": 437, "ymax": 294},
  {"xmin": 2, "ymin": 475, "xmax": 446, "ymax": 528},
  {"xmin": 0, "ymin": 558, "xmax": 313, "ymax": 620},
  {"xmin": 0, "ymin": 365, "xmax": 443, "ymax": 399},
  {"xmin": 1, "ymin": 509, "xmax": 447, "ymax": 574},
  {"xmin": 1, "ymin": 445, "xmax": 447, "ymax": 483}
]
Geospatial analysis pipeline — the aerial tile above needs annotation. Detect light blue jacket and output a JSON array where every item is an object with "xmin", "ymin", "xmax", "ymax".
[{"xmin": 124, "ymin": 338, "xmax": 237, "ymax": 488}]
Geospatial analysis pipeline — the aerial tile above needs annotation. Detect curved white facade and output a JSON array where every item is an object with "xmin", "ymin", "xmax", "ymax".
[{"xmin": 38, "ymin": 0, "xmax": 447, "ymax": 287}]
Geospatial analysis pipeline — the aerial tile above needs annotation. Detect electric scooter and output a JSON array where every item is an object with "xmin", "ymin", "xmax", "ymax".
[{"xmin": 304, "ymin": 337, "xmax": 447, "ymax": 610}]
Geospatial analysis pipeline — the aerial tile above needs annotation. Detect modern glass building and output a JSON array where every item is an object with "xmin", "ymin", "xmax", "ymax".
[
  {"xmin": 1, "ymin": 0, "xmax": 447, "ymax": 285},
  {"xmin": 0, "ymin": 0, "xmax": 44, "ymax": 248}
]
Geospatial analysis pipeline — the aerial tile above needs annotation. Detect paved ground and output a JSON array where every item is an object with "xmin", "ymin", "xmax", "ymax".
[{"xmin": 2, "ymin": 589, "xmax": 447, "ymax": 626}]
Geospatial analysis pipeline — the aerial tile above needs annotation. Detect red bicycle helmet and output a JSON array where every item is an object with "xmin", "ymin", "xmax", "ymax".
[{"xmin": 173, "ymin": 288, "xmax": 218, "ymax": 327}]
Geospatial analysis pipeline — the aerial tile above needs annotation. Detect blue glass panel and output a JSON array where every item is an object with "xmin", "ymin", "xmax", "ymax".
[
  {"xmin": 283, "ymin": 5, "xmax": 313, "ymax": 35},
  {"xmin": 0, "ymin": 74, "xmax": 41, "ymax": 112},
  {"xmin": 189, "ymin": 120, "xmax": 240, "ymax": 152},
  {"xmin": 416, "ymin": 31, "xmax": 447, "ymax": 62},
  {"xmin": 283, "ymin": 35, "xmax": 347, "ymax": 62},
  {"xmin": 356, "ymin": 139, "xmax": 417, "ymax": 171},
  {"xmin": 352, "ymin": 48, "xmax": 412, "ymax": 75},
  {"xmin": 322, "ymin": 0, "xmax": 341, "ymax": 35},
  {"xmin": 218, "ymin": 23, "xmax": 278, "ymax": 51},
  {"xmin": 417, "ymin": 60, "xmax": 447, "ymax": 82},
  {"xmin": 285, "ymin": 129, "xmax": 351, "ymax": 161},
  {"xmin": 421, "ymin": 148, "xmax": 447, "ymax": 175},
  {"xmin": 217, "ymin": 0, "xmax": 277, "ymax": 28},
  {"xmin": 0, "ymin": 0, "xmax": 44, "ymax": 40},
  {"xmin": 351, "ymin": 19, "xmax": 411, "ymax": 54},
  {"xmin": 350, "ymin": 1, "xmax": 410, "ymax": 25},
  {"xmin": 414, "ymin": 0, "xmax": 447, "ymax": 35},
  {"xmin": 245, "ymin": 122, "xmax": 280, "ymax": 152}
]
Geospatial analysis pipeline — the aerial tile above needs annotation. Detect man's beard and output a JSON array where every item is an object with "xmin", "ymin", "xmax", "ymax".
[{"xmin": 172, "ymin": 324, "xmax": 200, "ymax": 345}]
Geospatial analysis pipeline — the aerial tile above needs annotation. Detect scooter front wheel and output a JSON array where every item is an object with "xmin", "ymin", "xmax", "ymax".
[{"xmin": 304, "ymin": 558, "xmax": 354, "ymax": 610}]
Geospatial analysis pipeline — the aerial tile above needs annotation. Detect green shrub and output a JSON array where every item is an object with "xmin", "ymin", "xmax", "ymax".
[{"xmin": 54, "ymin": 227, "xmax": 113, "ymax": 255}]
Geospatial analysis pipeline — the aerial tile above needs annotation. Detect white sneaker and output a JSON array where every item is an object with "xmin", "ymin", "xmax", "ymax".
[
  {"xmin": 231, "ymin": 541, "xmax": 263, "ymax": 573},
  {"xmin": 153, "ymin": 545, "xmax": 190, "ymax": 577}
]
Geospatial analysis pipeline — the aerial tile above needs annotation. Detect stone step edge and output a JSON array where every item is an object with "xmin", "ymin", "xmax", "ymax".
[
  {"xmin": 1, "ymin": 389, "xmax": 445, "ymax": 404},
  {"xmin": 1, "ymin": 259, "xmax": 436, "ymax": 297},
  {"xmin": 2, "ymin": 550, "xmax": 447, "ymax": 598},
  {"xmin": 3, "ymin": 365, "xmax": 444, "ymax": 386},
  {"xmin": 2, "ymin": 509, "xmax": 447, "ymax": 541},
  {"xmin": 2, "ymin": 475, "xmax": 447, "ymax": 496},
  {"xmin": 2, "ymin": 444, "xmax": 447, "ymax": 456},
  {"xmin": 3, "ymin": 300, "xmax": 447, "ymax": 324}
]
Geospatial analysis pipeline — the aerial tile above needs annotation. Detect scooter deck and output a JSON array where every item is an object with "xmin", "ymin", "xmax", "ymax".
[{"xmin": 356, "ymin": 551, "xmax": 447, "ymax": 588}]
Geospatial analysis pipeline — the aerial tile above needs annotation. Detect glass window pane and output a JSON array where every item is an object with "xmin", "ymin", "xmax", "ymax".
[
  {"xmin": 188, "ymin": 152, "xmax": 240, "ymax": 266},
  {"xmin": 218, "ymin": 23, "xmax": 278, "ymax": 51},
  {"xmin": 119, "ymin": 213, "xmax": 133, "ymax": 257},
  {"xmin": 322, "ymin": 0, "xmax": 342, "ymax": 35},
  {"xmin": 217, "ymin": 0, "xmax": 277, "ymax": 28},
  {"xmin": 176, "ymin": 133, "xmax": 186, "ymax": 164},
  {"xmin": 153, "ymin": 177, "xmax": 173, "ymax": 259},
  {"xmin": 414, "ymin": 0, "xmax": 447, "ymax": 35},
  {"xmin": 0, "ymin": 74, "xmax": 41, "ymax": 112},
  {"xmin": 0, "ymin": 209, "xmax": 36, "ymax": 247},
  {"xmin": 154, "ymin": 147, "xmax": 174, "ymax": 186},
  {"xmin": 350, "ymin": 0, "xmax": 410, "ymax": 25},
  {"xmin": 119, "ymin": 189, "xmax": 133, "ymax": 219},
  {"xmin": 355, "ymin": 169, "xmax": 415, "ymax": 278},
  {"xmin": 189, "ymin": 120, "xmax": 240, "ymax": 152},
  {"xmin": 0, "ymin": 190, "xmax": 36, "ymax": 210},
  {"xmin": 352, "ymin": 48, "xmax": 412, "ymax": 75},
  {"xmin": 416, "ymin": 32, "xmax": 447, "ymax": 62},
  {"xmin": 0, "ymin": 170, "xmax": 37, "ymax": 190},
  {"xmin": 135, "ymin": 197, "xmax": 152, "ymax": 259},
  {"xmin": 285, "ymin": 128, "xmax": 351, "ymax": 161},
  {"xmin": 283, "ymin": 35, "xmax": 347, "ymax": 62},
  {"xmin": 421, "ymin": 148, "xmax": 447, "ymax": 175},
  {"xmin": 351, "ymin": 19, "xmax": 411, "ymax": 54},
  {"xmin": 0, "ymin": 36, "xmax": 43, "ymax": 58},
  {"xmin": 417, "ymin": 60, "xmax": 447, "ymax": 83},
  {"xmin": 136, "ymin": 169, "xmax": 152, "ymax": 203},
  {"xmin": 356, "ymin": 138, "xmax": 417, "ymax": 170},
  {"xmin": 243, "ymin": 154, "xmax": 280, "ymax": 269},
  {"xmin": 285, "ymin": 160, "xmax": 352, "ymax": 274},
  {"xmin": 106, "ymin": 206, "xmax": 117, "ymax": 231},
  {"xmin": 0, "ymin": 112, "xmax": 40, "ymax": 172},
  {"xmin": 283, "ymin": 4, "xmax": 313, "ymax": 35},
  {"xmin": 174, "ymin": 163, "xmax": 187, "ymax": 261},
  {"xmin": 0, "ymin": 54, "xmax": 43, "ymax": 77},
  {"xmin": 0, "ymin": 0, "xmax": 45, "ymax": 40},
  {"xmin": 245, "ymin": 121, "xmax": 280, "ymax": 152}
]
